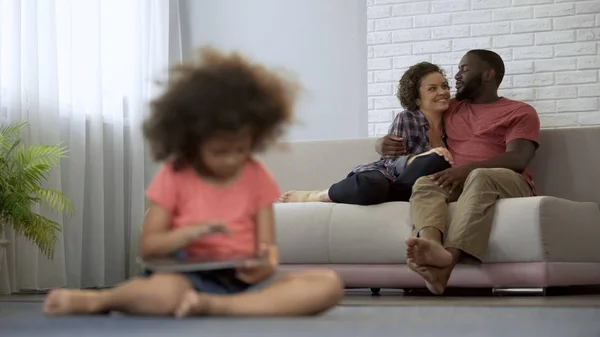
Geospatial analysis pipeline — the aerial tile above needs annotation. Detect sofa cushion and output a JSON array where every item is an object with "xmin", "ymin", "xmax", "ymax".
[{"xmin": 274, "ymin": 196, "xmax": 600, "ymax": 264}]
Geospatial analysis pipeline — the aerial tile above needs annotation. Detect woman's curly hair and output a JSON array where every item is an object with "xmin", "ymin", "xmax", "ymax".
[
  {"xmin": 396, "ymin": 62, "xmax": 446, "ymax": 111},
  {"xmin": 143, "ymin": 46, "xmax": 299, "ymax": 171}
]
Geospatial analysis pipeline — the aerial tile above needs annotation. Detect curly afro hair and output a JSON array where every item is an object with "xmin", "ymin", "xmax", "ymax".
[
  {"xmin": 143, "ymin": 46, "xmax": 300, "ymax": 171},
  {"xmin": 396, "ymin": 62, "xmax": 447, "ymax": 112}
]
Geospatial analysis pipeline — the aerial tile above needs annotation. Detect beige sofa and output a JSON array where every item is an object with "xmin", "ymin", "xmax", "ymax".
[{"xmin": 259, "ymin": 127, "xmax": 600, "ymax": 294}]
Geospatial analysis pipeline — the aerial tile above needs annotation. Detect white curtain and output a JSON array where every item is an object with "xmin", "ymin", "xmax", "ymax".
[{"xmin": 0, "ymin": 0, "xmax": 181, "ymax": 294}]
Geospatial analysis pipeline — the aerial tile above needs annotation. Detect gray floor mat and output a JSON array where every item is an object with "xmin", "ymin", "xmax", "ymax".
[{"xmin": 2, "ymin": 302, "xmax": 600, "ymax": 337}]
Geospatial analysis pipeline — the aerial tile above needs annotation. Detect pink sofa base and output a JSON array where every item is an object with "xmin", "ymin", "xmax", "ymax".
[{"xmin": 280, "ymin": 262, "xmax": 600, "ymax": 288}]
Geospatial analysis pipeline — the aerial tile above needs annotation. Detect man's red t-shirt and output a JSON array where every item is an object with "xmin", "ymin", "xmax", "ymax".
[{"xmin": 444, "ymin": 97, "xmax": 540, "ymax": 190}]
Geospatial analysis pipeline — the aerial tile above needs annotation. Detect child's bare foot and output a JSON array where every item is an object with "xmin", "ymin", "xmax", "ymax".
[
  {"xmin": 405, "ymin": 237, "xmax": 452, "ymax": 268},
  {"xmin": 278, "ymin": 190, "xmax": 323, "ymax": 203},
  {"xmin": 43, "ymin": 289, "xmax": 104, "ymax": 316},
  {"xmin": 174, "ymin": 290, "xmax": 213, "ymax": 318}
]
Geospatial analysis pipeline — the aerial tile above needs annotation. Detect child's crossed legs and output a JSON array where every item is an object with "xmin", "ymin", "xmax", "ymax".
[{"xmin": 44, "ymin": 269, "xmax": 343, "ymax": 317}]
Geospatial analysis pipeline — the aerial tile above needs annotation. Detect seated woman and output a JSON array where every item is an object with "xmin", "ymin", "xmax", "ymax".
[{"xmin": 279, "ymin": 62, "xmax": 453, "ymax": 206}]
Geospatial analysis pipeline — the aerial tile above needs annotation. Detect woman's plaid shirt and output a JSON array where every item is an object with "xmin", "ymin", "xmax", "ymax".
[{"xmin": 351, "ymin": 110, "xmax": 433, "ymax": 180}]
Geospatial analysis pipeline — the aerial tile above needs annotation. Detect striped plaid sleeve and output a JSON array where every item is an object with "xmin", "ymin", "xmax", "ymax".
[
  {"xmin": 388, "ymin": 110, "xmax": 422, "ymax": 154},
  {"xmin": 387, "ymin": 110, "xmax": 405, "ymax": 137}
]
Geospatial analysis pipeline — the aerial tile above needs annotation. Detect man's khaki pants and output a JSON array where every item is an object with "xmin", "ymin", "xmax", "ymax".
[{"xmin": 410, "ymin": 168, "xmax": 533, "ymax": 262}]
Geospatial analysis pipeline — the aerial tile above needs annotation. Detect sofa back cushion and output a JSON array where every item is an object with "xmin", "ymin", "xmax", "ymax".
[
  {"xmin": 258, "ymin": 139, "xmax": 380, "ymax": 192},
  {"xmin": 259, "ymin": 126, "xmax": 600, "ymax": 206},
  {"xmin": 530, "ymin": 127, "xmax": 600, "ymax": 206}
]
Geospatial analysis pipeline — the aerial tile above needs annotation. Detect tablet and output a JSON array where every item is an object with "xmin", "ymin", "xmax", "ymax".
[
  {"xmin": 142, "ymin": 253, "xmax": 268, "ymax": 273},
  {"xmin": 141, "ymin": 222, "xmax": 266, "ymax": 273}
]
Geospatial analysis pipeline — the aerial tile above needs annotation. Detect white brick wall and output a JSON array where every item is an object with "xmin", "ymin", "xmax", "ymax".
[{"xmin": 367, "ymin": 0, "xmax": 600, "ymax": 136}]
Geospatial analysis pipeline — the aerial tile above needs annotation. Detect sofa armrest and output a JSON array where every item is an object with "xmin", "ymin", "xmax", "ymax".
[
  {"xmin": 536, "ymin": 196, "xmax": 600, "ymax": 263},
  {"xmin": 479, "ymin": 196, "xmax": 600, "ymax": 263}
]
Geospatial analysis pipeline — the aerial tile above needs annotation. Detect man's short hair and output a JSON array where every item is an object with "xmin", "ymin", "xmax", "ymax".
[{"xmin": 467, "ymin": 49, "xmax": 505, "ymax": 86}]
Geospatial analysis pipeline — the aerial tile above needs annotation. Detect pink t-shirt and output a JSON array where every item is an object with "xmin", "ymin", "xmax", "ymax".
[
  {"xmin": 146, "ymin": 159, "xmax": 280, "ymax": 260},
  {"xmin": 444, "ymin": 97, "xmax": 540, "ymax": 190}
]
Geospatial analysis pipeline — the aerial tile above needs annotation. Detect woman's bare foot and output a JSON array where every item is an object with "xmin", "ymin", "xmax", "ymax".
[
  {"xmin": 43, "ymin": 289, "xmax": 104, "ymax": 316},
  {"xmin": 174, "ymin": 290, "xmax": 214, "ymax": 318},
  {"xmin": 278, "ymin": 190, "xmax": 326, "ymax": 203},
  {"xmin": 405, "ymin": 237, "xmax": 452, "ymax": 268},
  {"xmin": 407, "ymin": 260, "xmax": 451, "ymax": 295}
]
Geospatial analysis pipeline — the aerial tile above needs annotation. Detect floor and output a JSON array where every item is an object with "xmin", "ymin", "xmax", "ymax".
[{"xmin": 2, "ymin": 289, "xmax": 600, "ymax": 336}]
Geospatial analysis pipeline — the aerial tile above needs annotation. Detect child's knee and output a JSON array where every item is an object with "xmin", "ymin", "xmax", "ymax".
[
  {"xmin": 290, "ymin": 269, "xmax": 344, "ymax": 292},
  {"xmin": 312, "ymin": 269, "xmax": 342, "ymax": 286},
  {"xmin": 141, "ymin": 274, "xmax": 193, "ymax": 312},
  {"xmin": 297, "ymin": 269, "xmax": 344, "ymax": 308},
  {"xmin": 319, "ymin": 270, "xmax": 344, "ymax": 295}
]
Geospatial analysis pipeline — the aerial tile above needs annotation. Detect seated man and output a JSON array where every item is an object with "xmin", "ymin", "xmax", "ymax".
[{"xmin": 378, "ymin": 49, "xmax": 541, "ymax": 295}]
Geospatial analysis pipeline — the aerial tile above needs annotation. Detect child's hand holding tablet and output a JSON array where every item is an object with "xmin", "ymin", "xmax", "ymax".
[
  {"xmin": 179, "ymin": 221, "xmax": 229, "ymax": 243},
  {"xmin": 141, "ymin": 222, "xmax": 269, "ymax": 273},
  {"xmin": 235, "ymin": 243, "xmax": 277, "ymax": 284}
]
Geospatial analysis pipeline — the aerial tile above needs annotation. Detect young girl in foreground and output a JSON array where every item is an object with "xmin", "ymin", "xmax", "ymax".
[{"xmin": 43, "ymin": 47, "xmax": 344, "ymax": 317}]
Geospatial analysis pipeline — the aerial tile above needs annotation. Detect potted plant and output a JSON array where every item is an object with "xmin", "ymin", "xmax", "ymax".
[{"xmin": 0, "ymin": 122, "xmax": 74, "ymax": 268}]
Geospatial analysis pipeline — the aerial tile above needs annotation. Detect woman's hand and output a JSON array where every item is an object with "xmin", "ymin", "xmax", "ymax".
[
  {"xmin": 416, "ymin": 147, "xmax": 454, "ymax": 165},
  {"xmin": 235, "ymin": 243, "xmax": 278, "ymax": 284}
]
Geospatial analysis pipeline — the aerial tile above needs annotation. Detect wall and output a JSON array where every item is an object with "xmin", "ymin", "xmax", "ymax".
[
  {"xmin": 367, "ymin": 0, "xmax": 600, "ymax": 136},
  {"xmin": 180, "ymin": 0, "xmax": 368, "ymax": 141}
]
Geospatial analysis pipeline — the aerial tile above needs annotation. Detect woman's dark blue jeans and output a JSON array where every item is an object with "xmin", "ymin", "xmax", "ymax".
[{"xmin": 327, "ymin": 153, "xmax": 450, "ymax": 205}]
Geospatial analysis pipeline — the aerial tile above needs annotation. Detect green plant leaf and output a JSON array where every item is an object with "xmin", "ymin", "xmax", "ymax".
[
  {"xmin": 3, "ymin": 139, "xmax": 21, "ymax": 171},
  {"xmin": 23, "ymin": 144, "xmax": 68, "ymax": 168},
  {"xmin": 21, "ymin": 163, "xmax": 52, "ymax": 191},
  {"xmin": 9, "ymin": 213, "xmax": 60, "ymax": 258},
  {"xmin": 0, "ymin": 121, "xmax": 73, "ymax": 259},
  {"xmin": 36, "ymin": 188, "xmax": 75, "ymax": 216},
  {"xmin": 0, "ymin": 122, "xmax": 27, "ymax": 153}
]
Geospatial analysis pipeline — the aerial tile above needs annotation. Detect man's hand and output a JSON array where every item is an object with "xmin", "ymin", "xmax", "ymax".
[
  {"xmin": 429, "ymin": 166, "xmax": 472, "ymax": 194},
  {"xmin": 236, "ymin": 243, "xmax": 277, "ymax": 284},
  {"xmin": 379, "ymin": 135, "xmax": 406, "ymax": 158}
]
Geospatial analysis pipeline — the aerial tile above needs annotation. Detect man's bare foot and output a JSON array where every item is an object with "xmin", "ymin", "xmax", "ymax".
[
  {"xmin": 43, "ymin": 289, "xmax": 104, "ymax": 316},
  {"xmin": 278, "ymin": 190, "xmax": 323, "ymax": 203},
  {"xmin": 174, "ymin": 290, "xmax": 214, "ymax": 318},
  {"xmin": 405, "ymin": 237, "xmax": 452, "ymax": 268},
  {"xmin": 406, "ymin": 243, "xmax": 415, "ymax": 260},
  {"xmin": 407, "ymin": 259, "xmax": 451, "ymax": 295}
]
